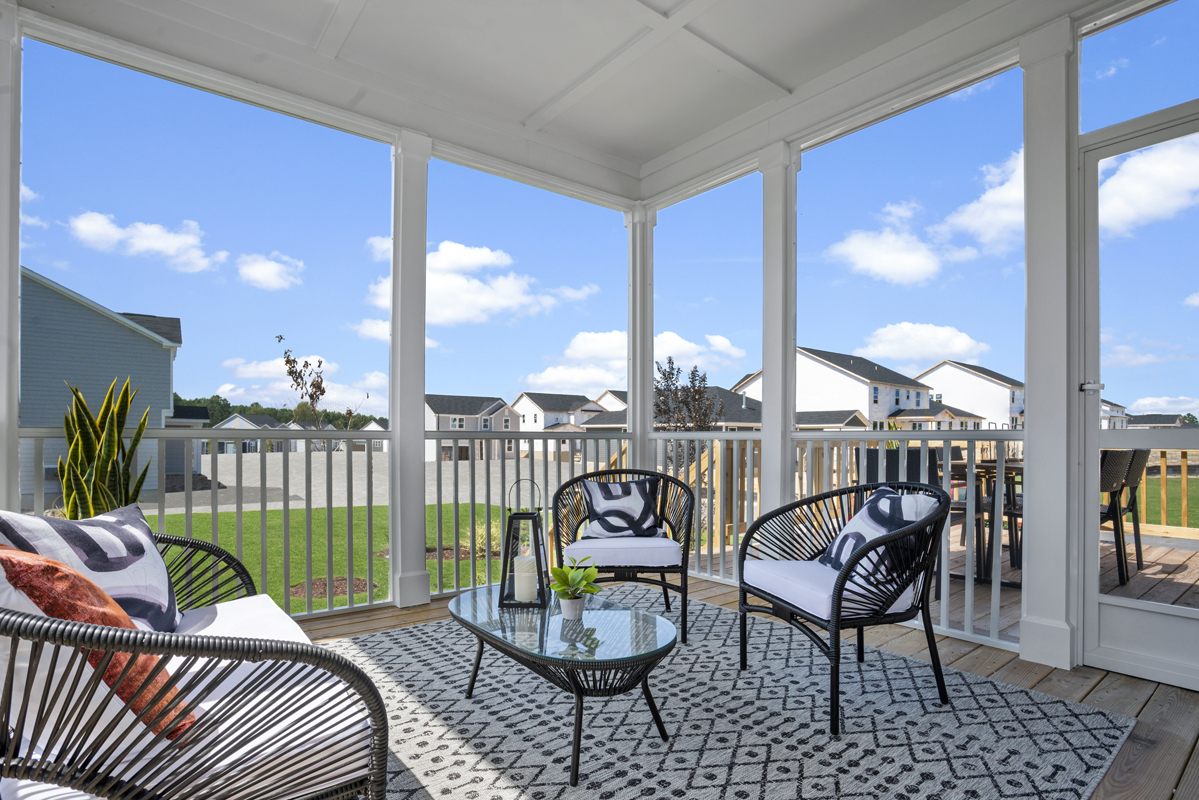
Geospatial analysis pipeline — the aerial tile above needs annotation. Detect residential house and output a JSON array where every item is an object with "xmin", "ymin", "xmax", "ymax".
[
  {"xmin": 209, "ymin": 413, "xmax": 286, "ymax": 453},
  {"xmin": 424, "ymin": 394, "xmax": 519, "ymax": 461},
  {"xmin": 1128, "ymin": 414, "xmax": 1198, "ymax": 430},
  {"xmin": 359, "ymin": 419, "xmax": 388, "ymax": 452},
  {"xmin": 511, "ymin": 392, "xmax": 603, "ymax": 455},
  {"xmin": 1101, "ymin": 399, "xmax": 1129, "ymax": 430},
  {"xmin": 595, "ymin": 390, "xmax": 628, "ymax": 412},
  {"xmin": 165, "ymin": 404, "xmax": 208, "ymax": 476},
  {"xmin": 888, "ymin": 401, "xmax": 984, "ymax": 432},
  {"xmin": 584, "ymin": 387, "xmax": 868, "ymax": 433},
  {"xmin": 735, "ymin": 347, "xmax": 933, "ymax": 430},
  {"xmin": 18, "ymin": 267, "xmax": 179, "ymax": 510},
  {"xmin": 915, "ymin": 361, "xmax": 1025, "ymax": 430}
]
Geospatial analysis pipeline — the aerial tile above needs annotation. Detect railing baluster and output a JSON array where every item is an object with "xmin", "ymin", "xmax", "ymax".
[
  {"xmin": 469, "ymin": 440, "xmax": 477, "ymax": 589},
  {"xmin": 991, "ymin": 444, "xmax": 1005, "ymax": 640},
  {"xmin": 964, "ymin": 440, "xmax": 975, "ymax": 636},
  {"xmin": 542, "ymin": 438, "xmax": 550, "ymax": 557},
  {"xmin": 940, "ymin": 439, "xmax": 951, "ymax": 630},
  {"xmin": 325, "ymin": 439, "xmax": 333, "ymax": 610},
  {"xmin": 154, "ymin": 438, "xmax": 164, "ymax": 532},
  {"xmin": 261, "ymin": 440, "xmax": 268, "ymax": 595},
  {"xmin": 499, "ymin": 439, "xmax": 507, "ymax": 582},
  {"xmin": 33, "ymin": 438, "xmax": 44, "ymax": 517},
  {"xmin": 184, "ymin": 438, "xmax": 194, "ymax": 540},
  {"xmin": 1160, "ymin": 450, "xmax": 1168, "ymax": 525},
  {"xmin": 822, "ymin": 439, "xmax": 831, "ymax": 495},
  {"xmin": 282, "ymin": 444, "xmax": 290, "ymax": 616},
  {"xmin": 485, "ymin": 440, "xmax": 492, "ymax": 585},
  {"xmin": 347, "ymin": 435, "xmax": 354, "ymax": 609},
  {"xmin": 452, "ymin": 439, "xmax": 461, "ymax": 592},
  {"xmin": 366, "ymin": 440, "xmax": 374, "ymax": 602},
  {"xmin": 305, "ymin": 441, "xmax": 313, "ymax": 614},
  {"xmin": 235, "ymin": 444, "xmax": 244, "ymax": 564},
  {"xmin": 210, "ymin": 439, "xmax": 219, "ymax": 546},
  {"xmin": 436, "ymin": 439, "xmax": 444, "ymax": 595}
]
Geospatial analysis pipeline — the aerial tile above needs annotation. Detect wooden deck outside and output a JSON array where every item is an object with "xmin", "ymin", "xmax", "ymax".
[
  {"xmin": 301, "ymin": 576, "xmax": 1199, "ymax": 800},
  {"xmin": 1100, "ymin": 539, "xmax": 1199, "ymax": 608}
]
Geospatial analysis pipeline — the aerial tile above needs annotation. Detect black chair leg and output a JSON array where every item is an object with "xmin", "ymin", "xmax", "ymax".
[
  {"xmin": 739, "ymin": 609, "xmax": 748, "ymax": 670},
  {"xmin": 922, "ymin": 604, "xmax": 949, "ymax": 705},
  {"xmin": 1112, "ymin": 494, "xmax": 1129, "ymax": 586},
  {"xmin": 828, "ymin": 631, "xmax": 841, "ymax": 736},
  {"xmin": 679, "ymin": 578, "xmax": 688, "ymax": 645},
  {"xmin": 660, "ymin": 573, "xmax": 672, "ymax": 612},
  {"xmin": 856, "ymin": 627, "xmax": 865, "ymax": 663},
  {"xmin": 1131, "ymin": 502, "xmax": 1144, "ymax": 570}
]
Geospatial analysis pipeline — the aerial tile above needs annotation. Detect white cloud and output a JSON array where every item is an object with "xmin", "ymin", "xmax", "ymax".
[
  {"xmin": 20, "ymin": 184, "xmax": 38, "ymax": 202},
  {"xmin": 237, "ymin": 252, "xmax": 304, "ymax": 290},
  {"xmin": 426, "ymin": 336, "xmax": 439, "ymax": 349},
  {"xmin": 68, "ymin": 211, "xmax": 229, "ymax": 273},
  {"xmin": 365, "ymin": 238, "xmax": 594, "ymax": 326},
  {"xmin": 1102, "ymin": 345, "xmax": 1167, "ymax": 367},
  {"xmin": 553, "ymin": 284, "xmax": 600, "ymax": 302},
  {"xmin": 1096, "ymin": 58, "xmax": 1129, "ymax": 79},
  {"xmin": 854, "ymin": 322, "xmax": 991, "ymax": 364},
  {"xmin": 1099, "ymin": 133, "xmax": 1199, "ymax": 236},
  {"xmin": 220, "ymin": 355, "xmax": 339, "ymax": 380},
  {"xmin": 367, "ymin": 235, "xmax": 391, "ymax": 262},
  {"xmin": 827, "ymin": 227, "xmax": 941, "ymax": 285},
  {"xmin": 929, "ymin": 149, "xmax": 1025, "ymax": 255},
  {"xmin": 20, "ymin": 213, "xmax": 47, "ymax": 229},
  {"xmin": 1186, "ymin": 293, "xmax": 1199, "ymax": 307},
  {"xmin": 706, "ymin": 334, "xmax": 746, "ymax": 359},
  {"xmin": 1128, "ymin": 396, "xmax": 1199, "ymax": 414},
  {"xmin": 525, "ymin": 328, "xmax": 746, "ymax": 397},
  {"xmin": 354, "ymin": 371, "xmax": 388, "ymax": 390},
  {"xmin": 349, "ymin": 318, "xmax": 390, "ymax": 341}
]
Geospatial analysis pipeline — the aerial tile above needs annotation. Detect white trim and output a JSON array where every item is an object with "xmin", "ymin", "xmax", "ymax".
[
  {"xmin": 0, "ymin": 0, "xmax": 17, "ymax": 512},
  {"xmin": 20, "ymin": 266, "xmax": 179, "ymax": 349}
]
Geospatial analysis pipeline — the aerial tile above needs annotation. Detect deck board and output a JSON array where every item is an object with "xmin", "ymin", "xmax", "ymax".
[{"xmin": 307, "ymin": 575, "xmax": 1198, "ymax": 799}]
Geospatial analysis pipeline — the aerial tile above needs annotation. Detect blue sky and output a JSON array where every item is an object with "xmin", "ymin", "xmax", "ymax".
[{"xmin": 17, "ymin": 0, "xmax": 1199, "ymax": 418}]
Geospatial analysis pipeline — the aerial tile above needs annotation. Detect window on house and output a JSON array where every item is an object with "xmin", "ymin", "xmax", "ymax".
[
  {"xmin": 506, "ymin": 439, "xmax": 513, "ymax": 452},
  {"xmin": 906, "ymin": 390, "xmax": 911, "ymax": 401},
  {"xmin": 503, "ymin": 418, "xmax": 510, "ymax": 430},
  {"xmin": 916, "ymin": 391, "xmax": 921, "ymax": 406},
  {"xmin": 975, "ymin": 422, "xmax": 981, "ymax": 430},
  {"xmin": 936, "ymin": 421, "xmax": 942, "ymax": 430},
  {"xmin": 534, "ymin": 414, "xmax": 538, "ymax": 423},
  {"xmin": 521, "ymin": 415, "xmax": 526, "ymax": 423},
  {"xmin": 482, "ymin": 418, "xmax": 490, "ymax": 430},
  {"xmin": 1011, "ymin": 390, "xmax": 1016, "ymax": 403},
  {"xmin": 873, "ymin": 386, "xmax": 878, "ymax": 403},
  {"xmin": 895, "ymin": 397, "xmax": 900, "ymax": 407}
]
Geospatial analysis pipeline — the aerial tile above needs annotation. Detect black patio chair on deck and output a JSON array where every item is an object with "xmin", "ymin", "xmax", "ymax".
[
  {"xmin": 738, "ymin": 482, "xmax": 951, "ymax": 734},
  {"xmin": 1099, "ymin": 449, "xmax": 1137, "ymax": 586}
]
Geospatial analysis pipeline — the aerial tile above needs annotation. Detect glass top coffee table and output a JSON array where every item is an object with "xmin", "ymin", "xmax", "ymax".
[{"xmin": 448, "ymin": 585, "xmax": 677, "ymax": 786}]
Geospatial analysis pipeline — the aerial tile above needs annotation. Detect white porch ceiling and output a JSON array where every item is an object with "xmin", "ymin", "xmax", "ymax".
[{"xmin": 20, "ymin": 0, "xmax": 1114, "ymax": 202}]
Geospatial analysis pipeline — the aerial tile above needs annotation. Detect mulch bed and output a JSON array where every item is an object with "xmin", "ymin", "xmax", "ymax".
[
  {"xmin": 375, "ymin": 547, "xmax": 502, "ymax": 561},
  {"xmin": 289, "ymin": 577, "xmax": 376, "ymax": 598}
]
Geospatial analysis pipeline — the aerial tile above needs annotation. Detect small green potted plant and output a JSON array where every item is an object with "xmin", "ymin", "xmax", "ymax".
[{"xmin": 550, "ymin": 556, "xmax": 602, "ymax": 620}]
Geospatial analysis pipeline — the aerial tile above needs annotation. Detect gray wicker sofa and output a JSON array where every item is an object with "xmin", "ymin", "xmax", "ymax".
[{"xmin": 0, "ymin": 532, "xmax": 387, "ymax": 800}]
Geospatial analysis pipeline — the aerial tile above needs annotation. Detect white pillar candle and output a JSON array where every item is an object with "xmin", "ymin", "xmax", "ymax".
[{"xmin": 513, "ymin": 555, "xmax": 538, "ymax": 602}]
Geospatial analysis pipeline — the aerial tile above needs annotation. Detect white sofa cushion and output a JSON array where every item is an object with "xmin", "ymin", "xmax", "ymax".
[
  {"xmin": 742, "ymin": 559, "xmax": 913, "ymax": 621},
  {"xmin": 564, "ymin": 536, "xmax": 682, "ymax": 568},
  {"xmin": 1, "ymin": 594, "xmax": 370, "ymax": 800}
]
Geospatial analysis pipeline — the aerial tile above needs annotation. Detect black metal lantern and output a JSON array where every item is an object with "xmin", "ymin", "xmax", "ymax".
[{"xmin": 498, "ymin": 479, "xmax": 549, "ymax": 609}]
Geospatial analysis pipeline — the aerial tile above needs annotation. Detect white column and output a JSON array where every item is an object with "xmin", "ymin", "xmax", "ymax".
[
  {"xmin": 625, "ymin": 202, "xmax": 655, "ymax": 469},
  {"xmin": 1019, "ymin": 17, "xmax": 1078, "ymax": 669},
  {"xmin": 0, "ymin": 4, "xmax": 18, "ymax": 513},
  {"xmin": 758, "ymin": 142, "xmax": 799, "ymax": 513},
  {"xmin": 390, "ymin": 129, "xmax": 433, "ymax": 608}
]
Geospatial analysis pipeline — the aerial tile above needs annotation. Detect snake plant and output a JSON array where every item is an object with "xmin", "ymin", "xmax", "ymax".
[{"xmin": 57, "ymin": 378, "xmax": 151, "ymax": 519}]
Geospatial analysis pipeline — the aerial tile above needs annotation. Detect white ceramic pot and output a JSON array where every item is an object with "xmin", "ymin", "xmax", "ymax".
[{"xmin": 560, "ymin": 597, "xmax": 585, "ymax": 620}]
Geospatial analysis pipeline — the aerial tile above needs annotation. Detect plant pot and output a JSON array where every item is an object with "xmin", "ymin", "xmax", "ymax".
[{"xmin": 560, "ymin": 597, "xmax": 585, "ymax": 620}]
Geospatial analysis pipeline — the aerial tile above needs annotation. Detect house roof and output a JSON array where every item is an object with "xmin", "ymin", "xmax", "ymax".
[
  {"xmin": 794, "ymin": 410, "xmax": 868, "ymax": 428},
  {"xmin": 361, "ymin": 419, "xmax": 388, "ymax": 430},
  {"xmin": 600, "ymin": 390, "xmax": 627, "ymax": 403},
  {"xmin": 544, "ymin": 422, "xmax": 585, "ymax": 432},
  {"xmin": 888, "ymin": 401, "xmax": 983, "ymax": 420},
  {"xmin": 21, "ymin": 267, "xmax": 180, "ymax": 349},
  {"xmin": 1101, "ymin": 399, "xmax": 1126, "ymax": 409},
  {"xmin": 518, "ymin": 392, "xmax": 596, "ymax": 413},
  {"xmin": 1128, "ymin": 414, "xmax": 1196, "ymax": 427},
  {"xmin": 245, "ymin": 414, "xmax": 285, "ymax": 428},
  {"xmin": 168, "ymin": 404, "xmax": 209, "ymax": 421},
  {"xmin": 425, "ymin": 394, "xmax": 506, "ymax": 416},
  {"xmin": 926, "ymin": 361, "xmax": 1024, "ymax": 389},
  {"xmin": 800, "ymin": 347, "xmax": 929, "ymax": 389},
  {"xmin": 732, "ymin": 373, "xmax": 757, "ymax": 392},
  {"xmin": 119, "ymin": 313, "xmax": 182, "ymax": 346}
]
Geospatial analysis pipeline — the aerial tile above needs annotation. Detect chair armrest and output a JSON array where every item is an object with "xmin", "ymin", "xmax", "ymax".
[
  {"xmin": 153, "ymin": 533, "xmax": 257, "ymax": 612},
  {"xmin": 0, "ymin": 608, "xmax": 387, "ymax": 800}
]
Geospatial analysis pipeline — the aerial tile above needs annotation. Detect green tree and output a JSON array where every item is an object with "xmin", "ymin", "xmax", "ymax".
[
  {"xmin": 654, "ymin": 356, "xmax": 723, "ymax": 432},
  {"xmin": 293, "ymin": 401, "xmax": 320, "ymax": 423},
  {"xmin": 1184, "ymin": 413, "xmax": 1198, "ymax": 427}
]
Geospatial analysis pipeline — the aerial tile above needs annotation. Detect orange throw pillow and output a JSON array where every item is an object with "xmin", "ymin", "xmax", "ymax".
[{"xmin": 0, "ymin": 545, "xmax": 196, "ymax": 739}]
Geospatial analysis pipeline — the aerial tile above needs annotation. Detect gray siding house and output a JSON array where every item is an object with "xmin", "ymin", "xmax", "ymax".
[{"xmin": 18, "ymin": 267, "xmax": 180, "ymax": 510}]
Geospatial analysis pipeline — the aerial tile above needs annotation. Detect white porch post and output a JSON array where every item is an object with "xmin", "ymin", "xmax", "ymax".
[
  {"xmin": 390, "ymin": 129, "xmax": 433, "ymax": 608},
  {"xmin": 1019, "ymin": 17, "xmax": 1079, "ymax": 669},
  {"xmin": 626, "ymin": 202, "xmax": 655, "ymax": 469},
  {"xmin": 0, "ymin": 4, "xmax": 18, "ymax": 513},
  {"xmin": 758, "ymin": 142, "xmax": 798, "ymax": 512}
]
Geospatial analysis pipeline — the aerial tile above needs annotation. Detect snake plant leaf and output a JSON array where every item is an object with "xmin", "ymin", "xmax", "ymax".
[
  {"xmin": 92, "ymin": 481, "xmax": 117, "ymax": 515},
  {"xmin": 57, "ymin": 455, "xmax": 67, "ymax": 487},
  {"xmin": 68, "ymin": 384, "xmax": 100, "ymax": 441},
  {"xmin": 114, "ymin": 379, "xmax": 133, "ymax": 445},
  {"xmin": 94, "ymin": 379, "xmax": 117, "ymax": 438},
  {"xmin": 67, "ymin": 463, "xmax": 94, "ymax": 519},
  {"xmin": 128, "ymin": 462, "xmax": 150, "ymax": 507},
  {"xmin": 63, "ymin": 413, "xmax": 76, "ymax": 451}
]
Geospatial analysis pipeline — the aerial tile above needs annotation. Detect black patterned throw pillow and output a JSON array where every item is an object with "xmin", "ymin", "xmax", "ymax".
[
  {"xmin": 580, "ymin": 477, "xmax": 663, "ymax": 539},
  {"xmin": 818, "ymin": 487, "xmax": 938, "ymax": 576},
  {"xmin": 0, "ymin": 504, "xmax": 181, "ymax": 632}
]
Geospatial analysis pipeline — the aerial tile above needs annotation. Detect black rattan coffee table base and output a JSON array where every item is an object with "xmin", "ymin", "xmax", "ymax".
[{"xmin": 463, "ymin": 634, "xmax": 672, "ymax": 785}]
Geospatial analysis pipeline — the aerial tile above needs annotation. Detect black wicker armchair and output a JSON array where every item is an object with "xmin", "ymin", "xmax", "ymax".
[
  {"xmin": 0, "ymin": 532, "xmax": 387, "ymax": 800},
  {"xmin": 553, "ymin": 469, "xmax": 694, "ymax": 643},
  {"xmin": 738, "ymin": 482, "xmax": 951, "ymax": 735}
]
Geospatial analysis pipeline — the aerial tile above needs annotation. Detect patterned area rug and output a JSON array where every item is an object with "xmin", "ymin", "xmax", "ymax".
[{"xmin": 325, "ymin": 585, "xmax": 1134, "ymax": 799}]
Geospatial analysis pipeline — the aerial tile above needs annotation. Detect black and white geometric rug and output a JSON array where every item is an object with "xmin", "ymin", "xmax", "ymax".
[{"xmin": 325, "ymin": 585, "xmax": 1134, "ymax": 799}]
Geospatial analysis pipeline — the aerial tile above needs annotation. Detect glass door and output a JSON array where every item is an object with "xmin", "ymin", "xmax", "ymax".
[{"xmin": 1081, "ymin": 105, "xmax": 1199, "ymax": 690}]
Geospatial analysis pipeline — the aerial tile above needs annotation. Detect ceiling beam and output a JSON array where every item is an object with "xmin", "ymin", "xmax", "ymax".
[
  {"xmin": 523, "ymin": 0, "xmax": 788, "ymax": 132},
  {"xmin": 314, "ymin": 0, "xmax": 368, "ymax": 59}
]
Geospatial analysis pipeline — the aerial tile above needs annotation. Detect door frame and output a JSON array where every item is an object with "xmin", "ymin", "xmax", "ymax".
[{"xmin": 1079, "ymin": 98, "xmax": 1199, "ymax": 690}]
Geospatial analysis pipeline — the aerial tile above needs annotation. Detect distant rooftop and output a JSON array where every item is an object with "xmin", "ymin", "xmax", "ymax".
[
  {"xmin": 169, "ymin": 404, "xmax": 209, "ymax": 421},
  {"xmin": 519, "ymin": 392, "xmax": 595, "ymax": 413},
  {"xmin": 425, "ymin": 394, "xmax": 506, "ymax": 416},
  {"xmin": 120, "ymin": 313, "xmax": 183, "ymax": 346},
  {"xmin": 800, "ymin": 347, "xmax": 929, "ymax": 389}
]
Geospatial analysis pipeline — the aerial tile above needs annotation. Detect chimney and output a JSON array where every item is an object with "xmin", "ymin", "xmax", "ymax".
[{"xmin": 742, "ymin": 394, "xmax": 747, "ymax": 409}]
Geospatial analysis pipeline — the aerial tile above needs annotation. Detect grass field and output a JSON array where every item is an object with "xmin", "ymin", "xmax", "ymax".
[
  {"xmin": 1140, "ymin": 475, "xmax": 1199, "ymax": 529},
  {"xmin": 162, "ymin": 502, "xmax": 504, "ymax": 611}
]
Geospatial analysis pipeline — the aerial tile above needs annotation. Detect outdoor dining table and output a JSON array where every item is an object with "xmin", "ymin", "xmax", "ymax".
[{"xmin": 947, "ymin": 459, "xmax": 1024, "ymax": 588}]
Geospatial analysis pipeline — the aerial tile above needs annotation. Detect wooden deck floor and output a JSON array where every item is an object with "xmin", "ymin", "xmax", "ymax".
[
  {"xmin": 300, "ymin": 577, "xmax": 1199, "ymax": 800},
  {"xmin": 1100, "ymin": 539, "xmax": 1199, "ymax": 607}
]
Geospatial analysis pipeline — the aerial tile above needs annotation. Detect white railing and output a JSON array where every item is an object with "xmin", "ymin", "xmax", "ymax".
[
  {"xmin": 424, "ymin": 431, "xmax": 630, "ymax": 597},
  {"xmin": 18, "ymin": 426, "xmax": 391, "ymax": 623}
]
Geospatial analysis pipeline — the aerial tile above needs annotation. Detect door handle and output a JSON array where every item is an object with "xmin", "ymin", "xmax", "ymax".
[{"xmin": 1080, "ymin": 381, "xmax": 1105, "ymax": 394}]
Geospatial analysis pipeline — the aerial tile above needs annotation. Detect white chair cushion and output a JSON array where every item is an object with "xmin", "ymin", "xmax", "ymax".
[
  {"xmin": 742, "ymin": 559, "xmax": 913, "ymax": 621},
  {"xmin": 1, "ymin": 595, "xmax": 369, "ymax": 800},
  {"xmin": 564, "ymin": 536, "xmax": 682, "ymax": 568}
]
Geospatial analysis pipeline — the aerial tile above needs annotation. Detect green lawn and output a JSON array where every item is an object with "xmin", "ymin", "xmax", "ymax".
[
  {"xmin": 1140, "ymin": 475, "xmax": 1199, "ymax": 529},
  {"xmin": 162, "ymin": 503, "xmax": 504, "ymax": 610}
]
